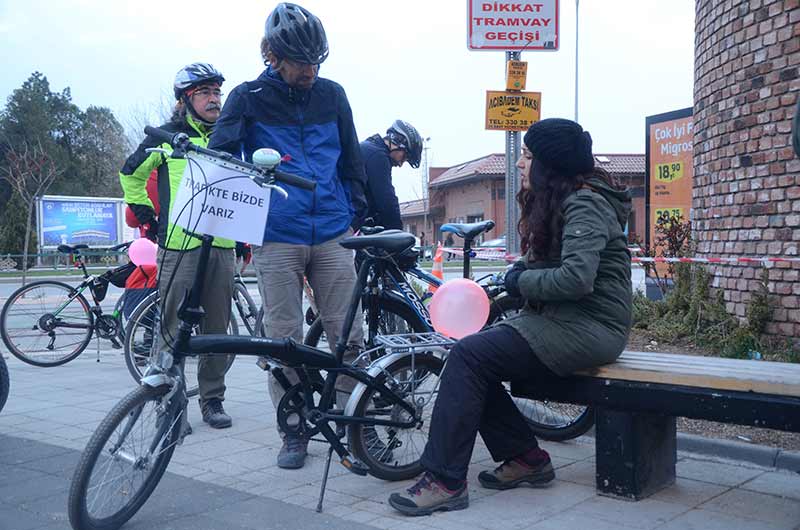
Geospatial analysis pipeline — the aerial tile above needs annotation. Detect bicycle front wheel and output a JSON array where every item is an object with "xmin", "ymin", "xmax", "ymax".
[
  {"xmin": 348, "ymin": 353, "xmax": 444, "ymax": 481},
  {"xmin": 488, "ymin": 295, "xmax": 595, "ymax": 441},
  {"xmin": 68, "ymin": 384, "xmax": 182, "ymax": 530},
  {"xmin": 0, "ymin": 354, "xmax": 9, "ymax": 414},
  {"xmin": 0, "ymin": 280, "xmax": 94, "ymax": 367},
  {"xmin": 124, "ymin": 292, "xmax": 238, "ymax": 398}
]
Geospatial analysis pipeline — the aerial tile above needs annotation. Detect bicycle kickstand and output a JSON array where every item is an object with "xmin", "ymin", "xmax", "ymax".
[{"xmin": 316, "ymin": 446, "xmax": 335, "ymax": 513}]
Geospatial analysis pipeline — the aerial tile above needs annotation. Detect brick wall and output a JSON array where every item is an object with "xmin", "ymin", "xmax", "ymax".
[{"xmin": 693, "ymin": 0, "xmax": 800, "ymax": 341}]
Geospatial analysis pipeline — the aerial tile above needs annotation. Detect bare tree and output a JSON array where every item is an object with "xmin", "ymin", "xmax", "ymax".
[
  {"xmin": 122, "ymin": 90, "xmax": 175, "ymax": 151},
  {"xmin": 0, "ymin": 140, "xmax": 63, "ymax": 285}
]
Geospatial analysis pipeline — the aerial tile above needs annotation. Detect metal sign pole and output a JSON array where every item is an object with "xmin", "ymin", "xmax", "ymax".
[{"xmin": 505, "ymin": 51, "xmax": 522, "ymax": 255}]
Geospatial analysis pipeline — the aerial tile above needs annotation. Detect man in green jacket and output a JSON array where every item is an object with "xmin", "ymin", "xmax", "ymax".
[{"xmin": 119, "ymin": 62, "xmax": 234, "ymax": 429}]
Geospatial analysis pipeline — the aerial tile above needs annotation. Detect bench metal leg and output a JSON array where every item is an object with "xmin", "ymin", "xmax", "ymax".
[{"xmin": 595, "ymin": 408, "xmax": 676, "ymax": 500}]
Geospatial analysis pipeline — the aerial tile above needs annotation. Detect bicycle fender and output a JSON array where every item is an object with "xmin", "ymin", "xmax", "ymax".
[{"xmin": 342, "ymin": 351, "xmax": 415, "ymax": 418}]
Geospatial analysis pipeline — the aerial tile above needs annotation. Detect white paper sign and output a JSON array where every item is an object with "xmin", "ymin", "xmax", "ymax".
[{"xmin": 170, "ymin": 156, "xmax": 270, "ymax": 245}]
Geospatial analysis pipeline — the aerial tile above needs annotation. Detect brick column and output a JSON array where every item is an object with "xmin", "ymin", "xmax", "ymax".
[{"xmin": 693, "ymin": 0, "xmax": 800, "ymax": 342}]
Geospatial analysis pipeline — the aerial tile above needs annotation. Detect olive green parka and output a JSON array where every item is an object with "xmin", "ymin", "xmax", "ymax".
[{"xmin": 498, "ymin": 176, "xmax": 633, "ymax": 376}]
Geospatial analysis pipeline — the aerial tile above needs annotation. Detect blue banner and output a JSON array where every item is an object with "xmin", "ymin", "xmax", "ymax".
[{"xmin": 40, "ymin": 198, "xmax": 119, "ymax": 247}]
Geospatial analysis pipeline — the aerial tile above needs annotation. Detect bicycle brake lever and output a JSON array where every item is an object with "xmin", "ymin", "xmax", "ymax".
[
  {"xmin": 262, "ymin": 183, "xmax": 289, "ymax": 199},
  {"xmin": 145, "ymin": 148, "xmax": 170, "ymax": 155}
]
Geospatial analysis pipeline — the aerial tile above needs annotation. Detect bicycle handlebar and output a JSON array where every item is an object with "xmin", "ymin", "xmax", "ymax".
[{"xmin": 143, "ymin": 126, "xmax": 316, "ymax": 191}]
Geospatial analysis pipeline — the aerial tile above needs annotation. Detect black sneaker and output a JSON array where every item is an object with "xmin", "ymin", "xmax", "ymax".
[
  {"xmin": 277, "ymin": 435, "xmax": 308, "ymax": 469},
  {"xmin": 201, "ymin": 399, "xmax": 232, "ymax": 429}
]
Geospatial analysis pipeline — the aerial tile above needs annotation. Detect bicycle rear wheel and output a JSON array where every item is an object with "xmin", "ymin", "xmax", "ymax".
[
  {"xmin": 124, "ymin": 292, "xmax": 238, "ymax": 397},
  {"xmin": 303, "ymin": 297, "xmax": 427, "ymax": 352},
  {"xmin": 68, "ymin": 384, "xmax": 182, "ymax": 530},
  {"xmin": 232, "ymin": 281, "xmax": 259, "ymax": 336},
  {"xmin": 489, "ymin": 295, "xmax": 595, "ymax": 441},
  {"xmin": 0, "ymin": 280, "xmax": 94, "ymax": 367},
  {"xmin": 0, "ymin": 354, "xmax": 9, "ymax": 414},
  {"xmin": 348, "ymin": 353, "xmax": 444, "ymax": 481}
]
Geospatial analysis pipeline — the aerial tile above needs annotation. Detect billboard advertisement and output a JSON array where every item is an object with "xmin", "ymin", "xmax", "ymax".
[
  {"xmin": 645, "ymin": 108, "xmax": 694, "ymax": 249},
  {"xmin": 38, "ymin": 196, "xmax": 123, "ymax": 248}
]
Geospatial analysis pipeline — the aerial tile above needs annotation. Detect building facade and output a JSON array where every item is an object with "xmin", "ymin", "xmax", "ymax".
[
  {"xmin": 693, "ymin": 0, "xmax": 799, "ymax": 340},
  {"xmin": 401, "ymin": 153, "xmax": 645, "ymax": 246}
]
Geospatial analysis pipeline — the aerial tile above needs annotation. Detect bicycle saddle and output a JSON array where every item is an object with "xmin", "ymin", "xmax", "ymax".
[
  {"xmin": 441, "ymin": 220, "xmax": 496, "ymax": 240},
  {"xmin": 340, "ymin": 230, "xmax": 416, "ymax": 254},
  {"xmin": 57, "ymin": 244, "xmax": 89, "ymax": 254}
]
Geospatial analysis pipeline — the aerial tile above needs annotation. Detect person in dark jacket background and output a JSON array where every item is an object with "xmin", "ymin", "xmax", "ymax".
[
  {"xmin": 209, "ymin": 2, "xmax": 368, "ymax": 469},
  {"xmin": 389, "ymin": 118, "xmax": 633, "ymax": 516},
  {"xmin": 359, "ymin": 120, "xmax": 424, "ymax": 230}
]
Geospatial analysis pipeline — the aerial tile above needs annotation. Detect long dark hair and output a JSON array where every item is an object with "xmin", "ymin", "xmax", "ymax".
[{"xmin": 517, "ymin": 164, "xmax": 616, "ymax": 260}]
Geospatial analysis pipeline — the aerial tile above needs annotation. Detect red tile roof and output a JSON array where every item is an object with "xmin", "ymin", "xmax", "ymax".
[
  {"xmin": 399, "ymin": 198, "xmax": 428, "ymax": 216},
  {"xmin": 593, "ymin": 154, "xmax": 645, "ymax": 175},
  {"xmin": 428, "ymin": 153, "xmax": 643, "ymax": 188},
  {"xmin": 429, "ymin": 153, "xmax": 505, "ymax": 188}
]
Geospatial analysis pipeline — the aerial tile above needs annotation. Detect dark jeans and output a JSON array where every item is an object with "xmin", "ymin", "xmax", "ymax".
[{"xmin": 420, "ymin": 325, "xmax": 557, "ymax": 482}]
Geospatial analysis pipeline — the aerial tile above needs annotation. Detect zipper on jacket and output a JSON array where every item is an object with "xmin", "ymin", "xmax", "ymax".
[{"xmin": 296, "ymin": 94, "xmax": 316, "ymax": 246}]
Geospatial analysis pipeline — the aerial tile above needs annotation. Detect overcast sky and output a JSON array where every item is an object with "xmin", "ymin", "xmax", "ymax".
[{"xmin": 0, "ymin": 0, "xmax": 696, "ymax": 203}]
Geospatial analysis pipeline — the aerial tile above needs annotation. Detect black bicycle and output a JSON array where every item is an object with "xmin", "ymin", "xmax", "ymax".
[
  {"xmin": 0, "ymin": 242, "xmax": 136, "ymax": 367},
  {"xmin": 68, "ymin": 127, "xmax": 446, "ymax": 530},
  {"xmin": 304, "ymin": 222, "xmax": 595, "ymax": 442}
]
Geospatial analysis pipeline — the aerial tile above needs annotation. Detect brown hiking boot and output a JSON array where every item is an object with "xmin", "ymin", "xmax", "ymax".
[
  {"xmin": 478, "ymin": 456, "xmax": 555, "ymax": 490},
  {"xmin": 389, "ymin": 472, "xmax": 469, "ymax": 516}
]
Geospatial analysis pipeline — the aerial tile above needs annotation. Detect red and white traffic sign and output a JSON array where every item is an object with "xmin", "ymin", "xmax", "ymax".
[{"xmin": 467, "ymin": 1, "xmax": 560, "ymax": 51}]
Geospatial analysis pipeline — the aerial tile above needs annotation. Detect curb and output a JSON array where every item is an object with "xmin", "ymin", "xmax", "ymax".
[{"xmin": 578, "ymin": 429, "xmax": 800, "ymax": 473}]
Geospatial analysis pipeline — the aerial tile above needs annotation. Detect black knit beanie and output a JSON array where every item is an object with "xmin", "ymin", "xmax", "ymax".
[{"xmin": 523, "ymin": 118, "xmax": 595, "ymax": 177}]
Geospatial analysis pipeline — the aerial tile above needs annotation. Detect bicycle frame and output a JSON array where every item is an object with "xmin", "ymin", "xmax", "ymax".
[{"xmin": 147, "ymin": 234, "xmax": 428, "ymax": 464}]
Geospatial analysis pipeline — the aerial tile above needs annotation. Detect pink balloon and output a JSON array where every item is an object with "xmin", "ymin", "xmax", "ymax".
[
  {"xmin": 429, "ymin": 278, "xmax": 490, "ymax": 339},
  {"xmin": 128, "ymin": 238, "xmax": 157, "ymax": 266}
]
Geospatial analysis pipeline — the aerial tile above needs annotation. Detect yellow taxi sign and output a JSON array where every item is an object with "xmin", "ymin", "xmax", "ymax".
[
  {"xmin": 485, "ymin": 90, "xmax": 541, "ymax": 132},
  {"xmin": 505, "ymin": 60, "xmax": 528, "ymax": 91}
]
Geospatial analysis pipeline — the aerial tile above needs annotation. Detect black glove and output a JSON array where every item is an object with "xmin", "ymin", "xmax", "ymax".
[
  {"xmin": 142, "ymin": 219, "xmax": 159, "ymax": 243},
  {"xmin": 129, "ymin": 204, "xmax": 156, "ymax": 226},
  {"xmin": 503, "ymin": 261, "xmax": 527, "ymax": 299}
]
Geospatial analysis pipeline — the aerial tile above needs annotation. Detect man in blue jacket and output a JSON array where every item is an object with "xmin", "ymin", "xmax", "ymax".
[
  {"xmin": 209, "ymin": 2, "xmax": 367, "ymax": 469},
  {"xmin": 360, "ymin": 120, "xmax": 424, "ymax": 230}
]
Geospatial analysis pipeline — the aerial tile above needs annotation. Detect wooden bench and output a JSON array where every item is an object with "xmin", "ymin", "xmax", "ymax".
[{"xmin": 511, "ymin": 351, "xmax": 800, "ymax": 500}]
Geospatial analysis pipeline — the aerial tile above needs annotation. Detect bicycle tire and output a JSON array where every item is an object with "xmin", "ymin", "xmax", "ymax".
[
  {"xmin": 0, "ymin": 354, "xmax": 9, "ymax": 414},
  {"xmin": 0, "ymin": 280, "xmax": 94, "ymax": 367},
  {"xmin": 488, "ymin": 295, "xmax": 595, "ymax": 441},
  {"xmin": 303, "ymin": 296, "xmax": 428, "ymax": 351},
  {"xmin": 348, "ymin": 353, "xmax": 444, "ymax": 481},
  {"xmin": 68, "ymin": 384, "xmax": 181, "ymax": 530},
  {"xmin": 232, "ymin": 281, "xmax": 259, "ymax": 336},
  {"xmin": 124, "ymin": 292, "xmax": 238, "ymax": 397}
]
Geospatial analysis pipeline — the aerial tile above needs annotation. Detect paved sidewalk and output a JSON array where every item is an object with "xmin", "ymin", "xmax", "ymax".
[{"xmin": 1, "ymin": 348, "xmax": 800, "ymax": 530}]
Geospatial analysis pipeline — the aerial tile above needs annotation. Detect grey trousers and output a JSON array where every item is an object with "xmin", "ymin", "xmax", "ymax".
[
  {"xmin": 252, "ymin": 230, "xmax": 364, "ymax": 424},
  {"xmin": 157, "ymin": 247, "xmax": 235, "ymax": 406}
]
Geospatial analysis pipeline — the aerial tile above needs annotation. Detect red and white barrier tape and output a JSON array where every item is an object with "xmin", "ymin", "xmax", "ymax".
[
  {"xmin": 631, "ymin": 256, "xmax": 800, "ymax": 264},
  {"xmin": 441, "ymin": 247, "xmax": 800, "ymax": 265}
]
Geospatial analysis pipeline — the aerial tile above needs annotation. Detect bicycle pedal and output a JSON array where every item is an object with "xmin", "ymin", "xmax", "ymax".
[{"xmin": 340, "ymin": 456, "xmax": 368, "ymax": 476}]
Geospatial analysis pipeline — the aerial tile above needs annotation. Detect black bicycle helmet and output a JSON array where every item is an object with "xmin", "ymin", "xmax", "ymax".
[
  {"xmin": 386, "ymin": 120, "xmax": 424, "ymax": 168},
  {"xmin": 173, "ymin": 62, "xmax": 225, "ymax": 100},
  {"xmin": 265, "ymin": 3, "xmax": 329, "ymax": 65}
]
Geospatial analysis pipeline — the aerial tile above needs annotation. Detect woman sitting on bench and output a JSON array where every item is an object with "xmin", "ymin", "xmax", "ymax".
[{"xmin": 390, "ymin": 118, "xmax": 634, "ymax": 516}]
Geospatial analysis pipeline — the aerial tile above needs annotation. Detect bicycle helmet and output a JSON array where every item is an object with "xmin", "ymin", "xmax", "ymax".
[
  {"xmin": 265, "ymin": 3, "xmax": 329, "ymax": 65},
  {"xmin": 386, "ymin": 120, "xmax": 423, "ymax": 168},
  {"xmin": 173, "ymin": 62, "xmax": 225, "ymax": 100}
]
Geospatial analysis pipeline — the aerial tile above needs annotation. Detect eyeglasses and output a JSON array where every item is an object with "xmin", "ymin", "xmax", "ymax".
[{"xmin": 191, "ymin": 88, "xmax": 223, "ymax": 98}]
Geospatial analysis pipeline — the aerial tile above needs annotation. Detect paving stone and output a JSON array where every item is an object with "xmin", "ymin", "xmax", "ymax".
[
  {"xmin": 700, "ymin": 488, "xmax": 800, "ymax": 528},
  {"xmin": 655, "ymin": 508, "xmax": 788, "ymax": 530},
  {"xmin": 567, "ymin": 496, "xmax": 689, "ymax": 530},
  {"xmin": 677, "ymin": 457, "xmax": 767, "ymax": 487},
  {"xmin": 650, "ymin": 478, "xmax": 730, "ymax": 507},
  {"xmin": 740, "ymin": 469, "xmax": 800, "ymax": 502}
]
